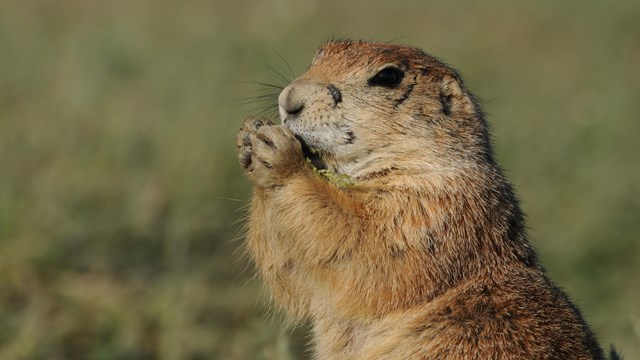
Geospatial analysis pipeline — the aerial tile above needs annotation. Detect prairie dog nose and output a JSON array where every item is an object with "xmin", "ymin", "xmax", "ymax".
[
  {"xmin": 278, "ymin": 83, "xmax": 342, "ymax": 122},
  {"xmin": 278, "ymin": 85, "xmax": 305, "ymax": 120}
]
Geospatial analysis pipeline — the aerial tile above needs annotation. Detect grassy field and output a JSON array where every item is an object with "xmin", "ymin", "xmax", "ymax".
[{"xmin": 0, "ymin": 0, "xmax": 638, "ymax": 358}]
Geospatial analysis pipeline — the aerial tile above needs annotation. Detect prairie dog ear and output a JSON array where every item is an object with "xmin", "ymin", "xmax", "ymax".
[{"xmin": 438, "ymin": 75, "xmax": 475, "ymax": 116}]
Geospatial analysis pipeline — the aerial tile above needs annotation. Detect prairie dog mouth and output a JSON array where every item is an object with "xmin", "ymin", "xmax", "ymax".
[{"xmin": 294, "ymin": 133, "xmax": 327, "ymax": 171}]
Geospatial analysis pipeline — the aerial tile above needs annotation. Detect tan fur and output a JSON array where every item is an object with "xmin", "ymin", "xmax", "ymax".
[{"xmin": 236, "ymin": 41, "xmax": 604, "ymax": 359}]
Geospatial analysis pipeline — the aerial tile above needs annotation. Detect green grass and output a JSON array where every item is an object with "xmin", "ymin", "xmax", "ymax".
[{"xmin": 0, "ymin": 0, "xmax": 638, "ymax": 358}]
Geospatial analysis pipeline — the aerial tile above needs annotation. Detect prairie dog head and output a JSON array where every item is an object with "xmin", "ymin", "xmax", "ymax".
[{"xmin": 278, "ymin": 41, "xmax": 493, "ymax": 179}]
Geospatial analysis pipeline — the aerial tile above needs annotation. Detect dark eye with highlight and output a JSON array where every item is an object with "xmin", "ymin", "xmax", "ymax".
[{"xmin": 369, "ymin": 67, "xmax": 404, "ymax": 88}]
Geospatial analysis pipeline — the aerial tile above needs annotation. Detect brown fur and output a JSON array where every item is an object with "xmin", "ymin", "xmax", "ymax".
[{"xmin": 236, "ymin": 40, "xmax": 605, "ymax": 359}]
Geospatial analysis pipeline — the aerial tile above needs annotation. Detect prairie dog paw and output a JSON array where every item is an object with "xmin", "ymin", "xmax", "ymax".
[
  {"xmin": 236, "ymin": 117, "xmax": 272, "ymax": 171},
  {"xmin": 236, "ymin": 116, "xmax": 304, "ymax": 187}
]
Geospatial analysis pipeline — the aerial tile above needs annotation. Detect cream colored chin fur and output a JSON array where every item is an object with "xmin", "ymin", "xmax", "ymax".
[{"xmin": 236, "ymin": 40, "xmax": 605, "ymax": 360}]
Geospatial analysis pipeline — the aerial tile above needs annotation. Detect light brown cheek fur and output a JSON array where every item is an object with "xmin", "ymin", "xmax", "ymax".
[{"xmin": 240, "ymin": 41, "xmax": 606, "ymax": 360}]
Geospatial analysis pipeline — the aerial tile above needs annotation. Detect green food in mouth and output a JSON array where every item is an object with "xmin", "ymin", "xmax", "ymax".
[
  {"xmin": 306, "ymin": 158, "xmax": 355, "ymax": 188},
  {"xmin": 304, "ymin": 147, "xmax": 354, "ymax": 188}
]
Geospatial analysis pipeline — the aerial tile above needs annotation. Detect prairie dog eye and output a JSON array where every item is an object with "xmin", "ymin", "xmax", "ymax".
[{"xmin": 369, "ymin": 67, "xmax": 404, "ymax": 88}]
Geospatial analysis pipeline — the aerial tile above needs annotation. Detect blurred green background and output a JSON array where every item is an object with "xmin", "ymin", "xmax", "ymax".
[{"xmin": 0, "ymin": 0, "xmax": 638, "ymax": 359}]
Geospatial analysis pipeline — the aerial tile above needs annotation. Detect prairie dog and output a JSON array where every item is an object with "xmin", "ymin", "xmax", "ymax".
[{"xmin": 236, "ymin": 40, "xmax": 605, "ymax": 359}]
